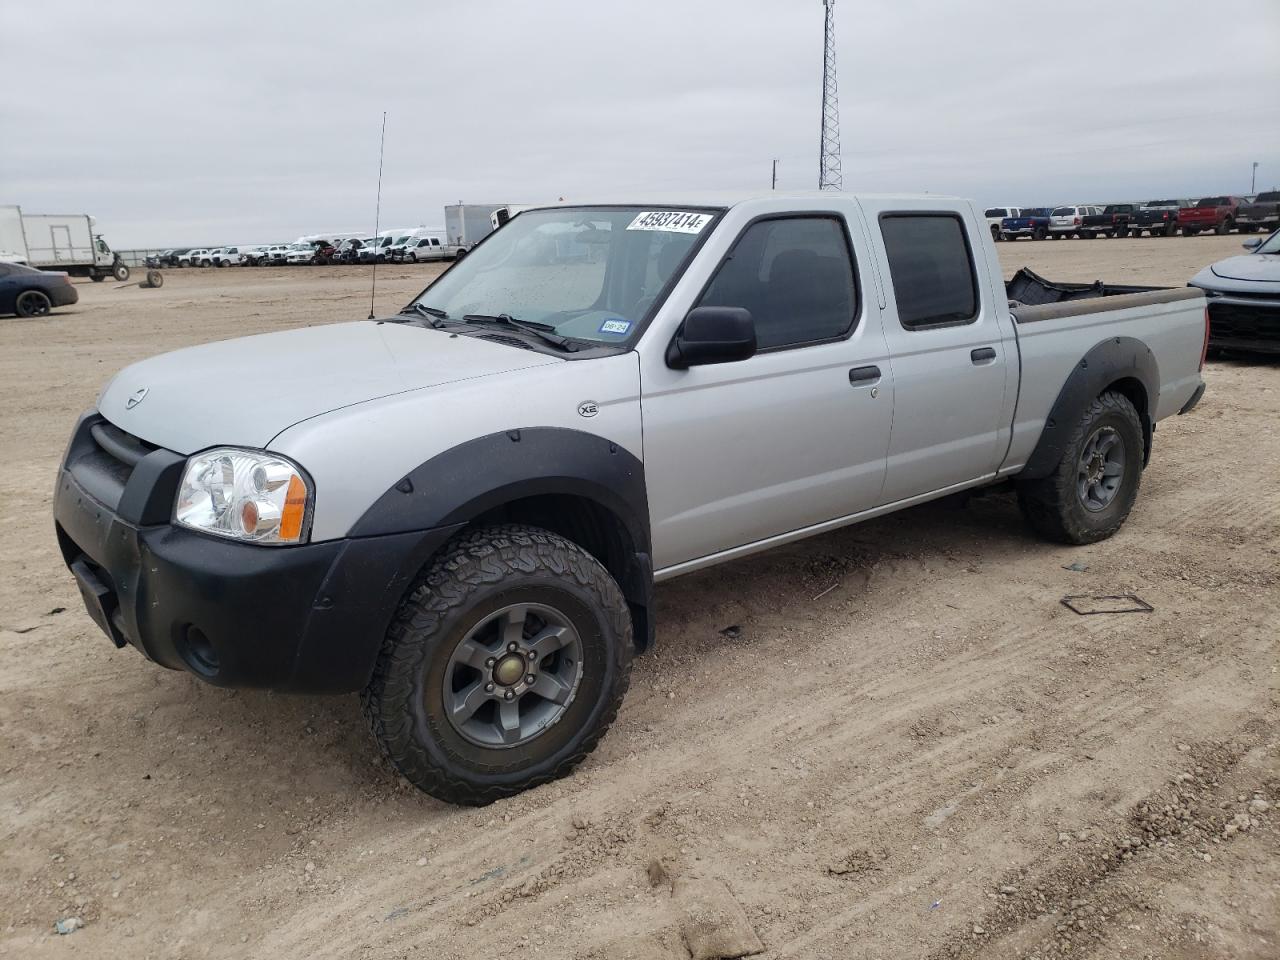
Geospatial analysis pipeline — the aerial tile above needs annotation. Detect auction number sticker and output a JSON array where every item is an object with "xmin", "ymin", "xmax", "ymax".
[{"xmin": 626, "ymin": 211, "xmax": 712, "ymax": 233}]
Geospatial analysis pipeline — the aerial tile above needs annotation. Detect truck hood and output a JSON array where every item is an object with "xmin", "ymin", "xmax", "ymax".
[
  {"xmin": 99, "ymin": 321, "xmax": 561, "ymax": 454},
  {"xmin": 1210, "ymin": 255, "xmax": 1280, "ymax": 283}
]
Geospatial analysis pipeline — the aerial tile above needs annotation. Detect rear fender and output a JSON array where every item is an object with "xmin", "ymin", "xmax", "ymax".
[{"xmin": 1019, "ymin": 336, "xmax": 1159, "ymax": 480}]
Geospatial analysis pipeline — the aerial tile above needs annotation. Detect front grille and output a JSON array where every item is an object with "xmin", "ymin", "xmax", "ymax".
[
  {"xmin": 91, "ymin": 421, "xmax": 155, "ymax": 469},
  {"xmin": 70, "ymin": 420, "xmax": 157, "ymax": 511},
  {"xmin": 1208, "ymin": 303, "xmax": 1280, "ymax": 346}
]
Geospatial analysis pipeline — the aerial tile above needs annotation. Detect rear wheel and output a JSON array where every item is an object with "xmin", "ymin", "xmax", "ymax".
[
  {"xmin": 1033, "ymin": 227, "xmax": 1047, "ymax": 241},
  {"xmin": 991, "ymin": 225, "xmax": 1001, "ymax": 242},
  {"xmin": 1182, "ymin": 227, "xmax": 1198, "ymax": 237},
  {"xmin": 1016, "ymin": 391, "xmax": 1143, "ymax": 545},
  {"xmin": 361, "ymin": 524, "xmax": 633, "ymax": 805},
  {"xmin": 15, "ymin": 289, "xmax": 53, "ymax": 317}
]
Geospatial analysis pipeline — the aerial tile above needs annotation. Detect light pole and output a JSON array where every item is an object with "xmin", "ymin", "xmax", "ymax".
[{"xmin": 1252, "ymin": 162, "xmax": 1259, "ymax": 194}]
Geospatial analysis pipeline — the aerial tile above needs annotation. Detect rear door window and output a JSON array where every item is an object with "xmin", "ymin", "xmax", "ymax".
[{"xmin": 880, "ymin": 214, "xmax": 979, "ymax": 330}]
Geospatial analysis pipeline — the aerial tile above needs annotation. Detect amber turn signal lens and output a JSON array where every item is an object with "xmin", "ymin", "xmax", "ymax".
[{"xmin": 279, "ymin": 474, "xmax": 307, "ymax": 541}]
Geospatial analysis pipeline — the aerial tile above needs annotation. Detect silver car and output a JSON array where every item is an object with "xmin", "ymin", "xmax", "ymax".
[{"xmin": 1190, "ymin": 228, "xmax": 1280, "ymax": 355}]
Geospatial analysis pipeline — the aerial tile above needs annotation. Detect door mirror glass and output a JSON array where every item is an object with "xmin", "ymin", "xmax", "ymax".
[{"xmin": 666, "ymin": 307, "xmax": 757, "ymax": 368}]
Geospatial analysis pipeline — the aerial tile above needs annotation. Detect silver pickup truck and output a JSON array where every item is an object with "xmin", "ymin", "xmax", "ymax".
[{"xmin": 54, "ymin": 194, "xmax": 1208, "ymax": 804}]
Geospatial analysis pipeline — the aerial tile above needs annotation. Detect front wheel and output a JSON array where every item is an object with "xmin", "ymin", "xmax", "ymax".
[
  {"xmin": 1016, "ymin": 391, "xmax": 1144, "ymax": 545},
  {"xmin": 362, "ymin": 525, "xmax": 633, "ymax": 806}
]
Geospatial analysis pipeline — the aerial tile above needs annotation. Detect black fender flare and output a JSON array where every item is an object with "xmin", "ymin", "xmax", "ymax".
[
  {"xmin": 1019, "ymin": 336, "xmax": 1159, "ymax": 480},
  {"xmin": 350, "ymin": 427, "xmax": 654, "ymax": 647}
]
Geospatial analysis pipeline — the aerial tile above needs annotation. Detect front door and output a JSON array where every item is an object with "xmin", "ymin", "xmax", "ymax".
[{"xmin": 641, "ymin": 208, "xmax": 895, "ymax": 572}]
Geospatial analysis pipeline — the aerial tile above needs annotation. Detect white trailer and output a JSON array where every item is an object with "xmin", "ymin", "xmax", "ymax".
[{"xmin": 0, "ymin": 205, "xmax": 129, "ymax": 281}]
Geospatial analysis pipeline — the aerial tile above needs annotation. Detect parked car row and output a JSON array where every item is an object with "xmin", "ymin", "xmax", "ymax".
[
  {"xmin": 986, "ymin": 194, "xmax": 1280, "ymax": 241},
  {"xmin": 152, "ymin": 232, "xmax": 467, "ymax": 269}
]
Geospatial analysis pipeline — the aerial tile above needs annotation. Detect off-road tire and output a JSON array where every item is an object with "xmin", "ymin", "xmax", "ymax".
[
  {"xmin": 1016, "ymin": 391, "xmax": 1144, "ymax": 545},
  {"xmin": 361, "ymin": 524, "xmax": 633, "ymax": 806}
]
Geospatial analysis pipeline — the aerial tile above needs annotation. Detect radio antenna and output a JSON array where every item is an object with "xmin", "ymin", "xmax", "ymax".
[{"xmin": 368, "ymin": 111, "xmax": 387, "ymax": 320}]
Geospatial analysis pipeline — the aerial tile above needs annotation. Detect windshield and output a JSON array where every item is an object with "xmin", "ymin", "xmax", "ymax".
[
  {"xmin": 1256, "ymin": 192, "xmax": 1280, "ymax": 203},
  {"xmin": 1024, "ymin": 208, "xmax": 1050, "ymax": 217},
  {"xmin": 1255, "ymin": 230, "xmax": 1280, "ymax": 255},
  {"xmin": 1051, "ymin": 207, "xmax": 1075, "ymax": 216},
  {"xmin": 1197, "ymin": 197, "xmax": 1228, "ymax": 207},
  {"xmin": 411, "ymin": 206, "xmax": 716, "ymax": 346},
  {"xmin": 1145, "ymin": 200, "xmax": 1179, "ymax": 208}
]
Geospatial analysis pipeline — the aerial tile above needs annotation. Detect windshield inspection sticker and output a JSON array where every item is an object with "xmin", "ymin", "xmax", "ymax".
[
  {"xmin": 626, "ymin": 211, "xmax": 712, "ymax": 234},
  {"xmin": 599, "ymin": 318, "xmax": 632, "ymax": 336}
]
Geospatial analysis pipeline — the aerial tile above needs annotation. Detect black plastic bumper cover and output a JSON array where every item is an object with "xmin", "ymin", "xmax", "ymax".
[
  {"xmin": 54, "ymin": 467, "xmax": 462, "ymax": 694},
  {"xmin": 1179, "ymin": 381, "xmax": 1206, "ymax": 415}
]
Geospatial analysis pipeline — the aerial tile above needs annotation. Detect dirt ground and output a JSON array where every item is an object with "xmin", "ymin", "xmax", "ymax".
[{"xmin": 1, "ymin": 234, "xmax": 1276, "ymax": 959}]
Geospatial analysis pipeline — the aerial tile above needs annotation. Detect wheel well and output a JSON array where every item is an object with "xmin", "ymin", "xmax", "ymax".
[
  {"xmin": 1102, "ymin": 376, "xmax": 1152, "ymax": 464},
  {"xmin": 468, "ymin": 494, "xmax": 653, "ymax": 653}
]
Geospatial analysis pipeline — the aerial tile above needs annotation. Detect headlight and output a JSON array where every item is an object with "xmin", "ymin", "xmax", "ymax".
[{"xmin": 175, "ymin": 448, "xmax": 312, "ymax": 545}]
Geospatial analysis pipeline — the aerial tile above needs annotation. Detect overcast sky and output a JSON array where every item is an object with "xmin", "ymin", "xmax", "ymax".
[{"xmin": 3, "ymin": 0, "xmax": 1278, "ymax": 247}]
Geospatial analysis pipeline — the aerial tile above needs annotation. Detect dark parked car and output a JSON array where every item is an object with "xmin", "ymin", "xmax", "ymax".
[
  {"xmin": 1079, "ymin": 203, "xmax": 1140, "ymax": 238},
  {"xmin": 1001, "ymin": 208, "xmax": 1053, "ymax": 241},
  {"xmin": 1131, "ymin": 200, "xmax": 1189, "ymax": 237},
  {"xmin": 1237, "ymin": 192, "xmax": 1280, "ymax": 234},
  {"xmin": 0, "ymin": 262, "xmax": 79, "ymax": 317}
]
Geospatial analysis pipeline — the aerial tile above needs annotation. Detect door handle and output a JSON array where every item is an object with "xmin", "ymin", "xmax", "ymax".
[
  {"xmin": 848, "ymin": 365, "xmax": 881, "ymax": 384},
  {"xmin": 970, "ymin": 347, "xmax": 997, "ymax": 363}
]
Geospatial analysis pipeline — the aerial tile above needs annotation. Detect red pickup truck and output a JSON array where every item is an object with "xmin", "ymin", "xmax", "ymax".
[{"xmin": 1178, "ymin": 196, "xmax": 1241, "ymax": 236}]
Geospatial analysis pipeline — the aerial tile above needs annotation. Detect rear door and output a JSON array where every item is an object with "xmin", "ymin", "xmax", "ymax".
[{"xmin": 858, "ymin": 199, "xmax": 1017, "ymax": 502}]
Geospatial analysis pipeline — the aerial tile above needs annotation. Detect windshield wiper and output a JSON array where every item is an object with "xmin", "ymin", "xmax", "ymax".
[
  {"xmin": 462, "ymin": 313, "xmax": 581, "ymax": 353},
  {"xmin": 397, "ymin": 302, "xmax": 449, "ymax": 328}
]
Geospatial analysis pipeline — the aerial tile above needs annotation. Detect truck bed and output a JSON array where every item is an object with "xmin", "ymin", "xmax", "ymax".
[
  {"xmin": 1005, "ymin": 267, "xmax": 1158, "ymax": 305},
  {"xmin": 1001, "ymin": 281, "xmax": 1206, "ymax": 474}
]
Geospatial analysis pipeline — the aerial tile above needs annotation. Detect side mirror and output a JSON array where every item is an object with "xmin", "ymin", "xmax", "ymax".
[
  {"xmin": 1242, "ymin": 237, "xmax": 1262, "ymax": 251},
  {"xmin": 666, "ymin": 306, "xmax": 757, "ymax": 369}
]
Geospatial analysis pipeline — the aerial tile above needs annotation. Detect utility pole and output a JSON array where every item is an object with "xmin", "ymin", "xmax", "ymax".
[
  {"xmin": 1252, "ymin": 161, "xmax": 1259, "ymax": 194},
  {"xmin": 818, "ymin": 0, "xmax": 842, "ymax": 190},
  {"xmin": 772, "ymin": 158, "xmax": 779, "ymax": 190}
]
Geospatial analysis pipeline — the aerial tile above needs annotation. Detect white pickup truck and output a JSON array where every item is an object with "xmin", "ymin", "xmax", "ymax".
[{"xmin": 53, "ymin": 193, "xmax": 1207, "ymax": 805}]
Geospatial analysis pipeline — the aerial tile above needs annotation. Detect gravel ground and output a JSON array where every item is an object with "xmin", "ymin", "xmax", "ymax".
[{"xmin": 1, "ymin": 234, "xmax": 1276, "ymax": 959}]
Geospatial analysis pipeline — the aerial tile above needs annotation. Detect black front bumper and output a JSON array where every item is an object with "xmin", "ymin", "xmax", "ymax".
[
  {"xmin": 1207, "ymin": 301, "xmax": 1280, "ymax": 355},
  {"xmin": 53, "ymin": 412, "xmax": 461, "ymax": 693}
]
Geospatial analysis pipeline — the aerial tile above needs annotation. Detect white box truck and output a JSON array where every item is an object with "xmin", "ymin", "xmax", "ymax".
[
  {"xmin": 444, "ymin": 203, "xmax": 517, "ymax": 256},
  {"xmin": 0, "ymin": 206, "xmax": 130, "ymax": 281}
]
